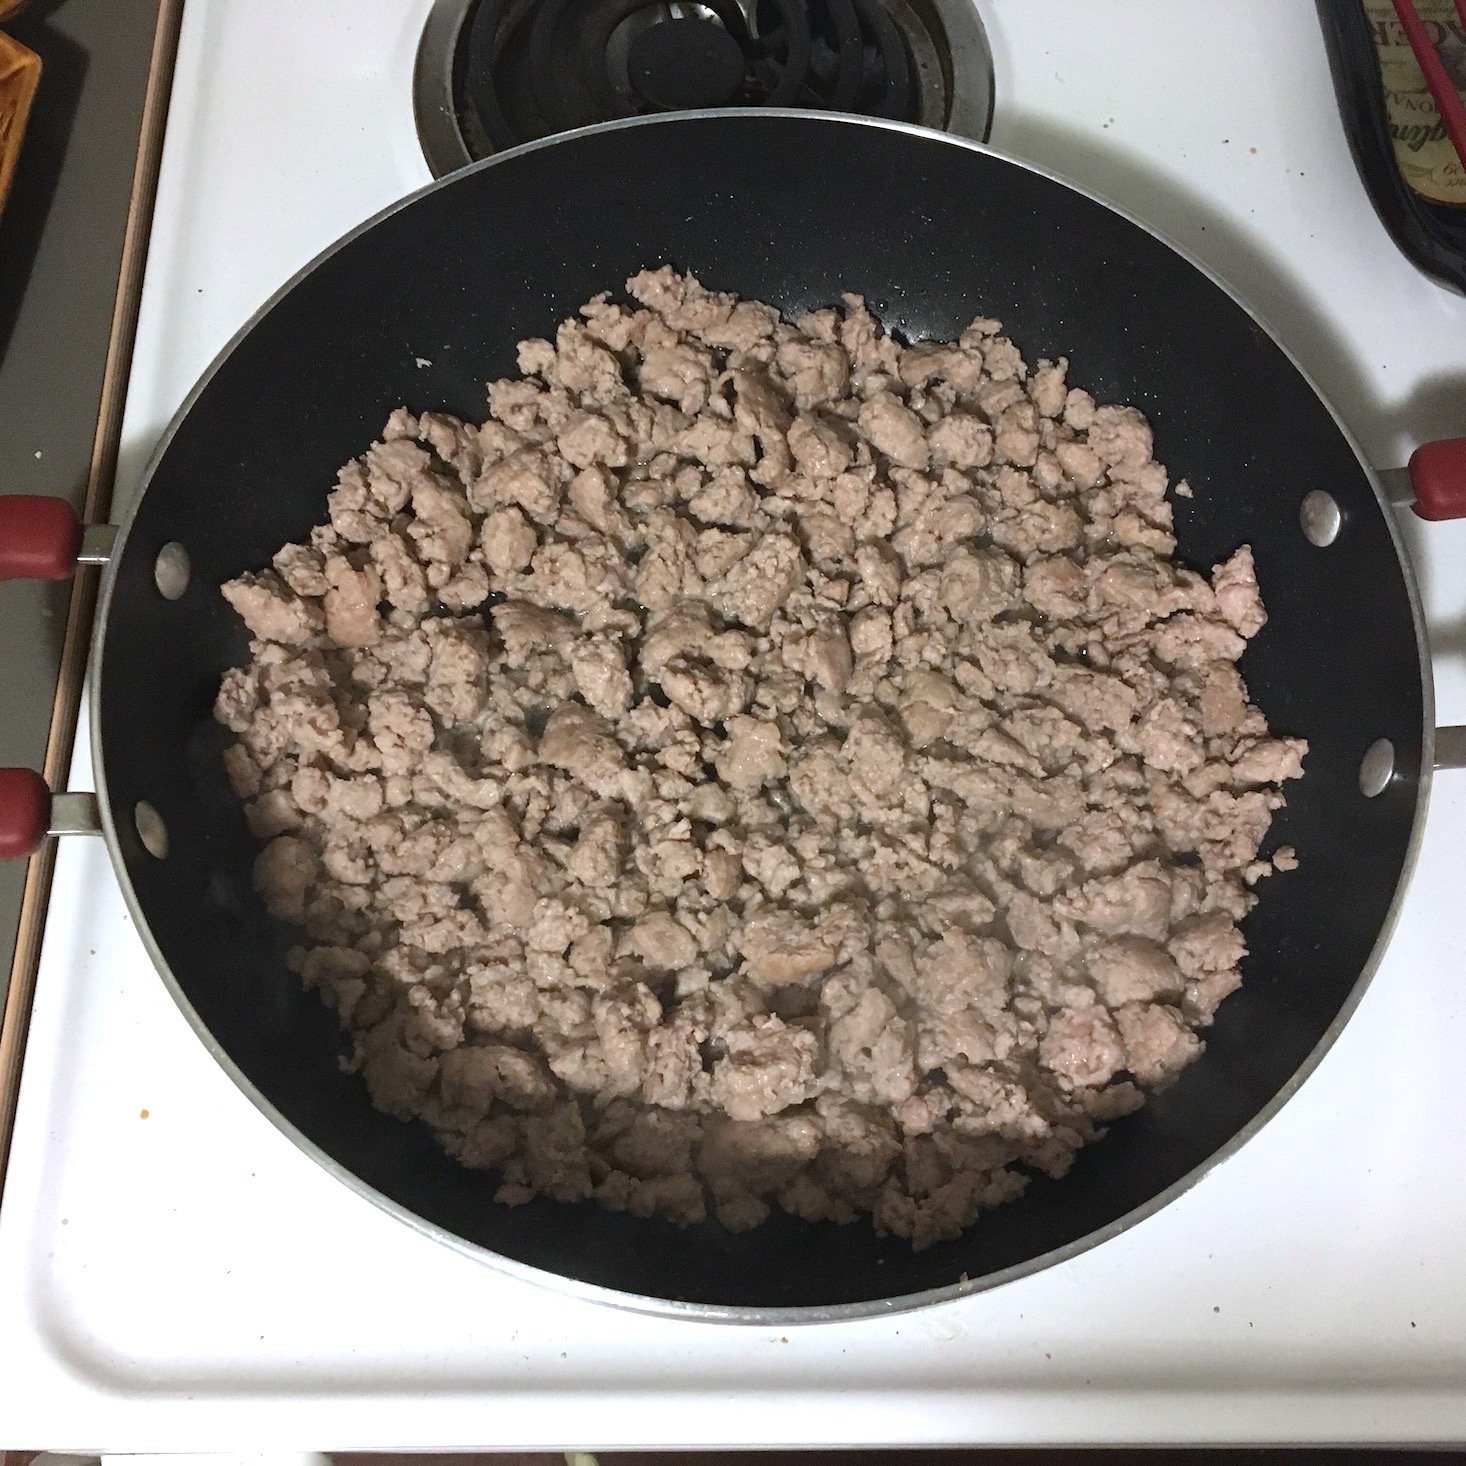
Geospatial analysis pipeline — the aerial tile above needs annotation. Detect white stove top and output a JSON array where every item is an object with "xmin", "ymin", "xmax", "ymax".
[{"xmin": 5, "ymin": 0, "xmax": 1466, "ymax": 1449}]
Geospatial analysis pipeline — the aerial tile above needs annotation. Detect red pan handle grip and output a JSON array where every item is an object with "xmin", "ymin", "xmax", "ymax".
[
  {"xmin": 0, "ymin": 768, "xmax": 51, "ymax": 859},
  {"xmin": 0, "ymin": 495, "xmax": 83, "ymax": 579},
  {"xmin": 1410, "ymin": 438, "xmax": 1466, "ymax": 521}
]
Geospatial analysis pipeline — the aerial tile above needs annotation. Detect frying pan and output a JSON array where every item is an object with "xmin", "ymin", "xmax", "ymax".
[{"xmin": 3, "ymin": 113, "xmax": 1466, "ymax": 1321}]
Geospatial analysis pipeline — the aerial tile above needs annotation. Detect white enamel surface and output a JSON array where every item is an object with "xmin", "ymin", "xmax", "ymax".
[{"xmin": 4, "ymin": 0, "xmax": 1466, "ymax": 1448}]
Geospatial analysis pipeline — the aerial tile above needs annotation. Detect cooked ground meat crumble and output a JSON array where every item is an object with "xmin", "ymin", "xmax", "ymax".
[{"xmin": 215, "ymin": 269, "xmax": 1304, "ymax": 1249}]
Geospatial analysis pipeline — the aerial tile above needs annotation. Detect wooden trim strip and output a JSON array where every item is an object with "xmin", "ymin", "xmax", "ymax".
[{"xmin": 0, "ymin": 0, "xmax": 185, "ymax": 1202}]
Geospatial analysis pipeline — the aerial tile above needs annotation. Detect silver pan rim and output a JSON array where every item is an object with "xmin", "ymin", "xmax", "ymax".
[{"xmin": 87, "ymin": 108, "xmax": 1435, "ymax": 1327}]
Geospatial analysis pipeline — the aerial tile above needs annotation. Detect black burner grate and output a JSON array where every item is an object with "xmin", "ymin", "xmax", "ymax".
[{"xmin": 456, "ymin": 0, "xmax": 922, "ymax": 156}]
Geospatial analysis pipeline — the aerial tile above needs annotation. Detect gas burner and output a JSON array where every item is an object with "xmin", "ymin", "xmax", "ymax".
[{"xmin": 414, "ymin": 0, "xmax": 993, "ymax": 175}]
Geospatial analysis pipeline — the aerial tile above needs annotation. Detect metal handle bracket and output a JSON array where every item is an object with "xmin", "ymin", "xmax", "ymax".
[
  {"xmin": 47, "ymin": 792, "xmax": 101, "ymax": 837},
  {"xmin": 1436, "ymin": 727, "xmax": 1466, "ymax": 772}
]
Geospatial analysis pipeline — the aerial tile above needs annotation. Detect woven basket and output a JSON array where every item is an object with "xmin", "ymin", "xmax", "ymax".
[{"xmin": 0, "ymin": 28, "xmax": 41, "ymax": 220}]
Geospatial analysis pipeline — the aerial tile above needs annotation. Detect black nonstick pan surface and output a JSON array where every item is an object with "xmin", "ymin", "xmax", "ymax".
[{"xmin": 84, "ymin": 114, "xmax": 1428, "ymax": 1316}]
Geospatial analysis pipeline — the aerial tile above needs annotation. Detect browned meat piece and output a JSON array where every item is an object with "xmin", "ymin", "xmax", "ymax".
[
  {"xmin": 994, "ymin": 401, "xmax": 1041, "ymax": 466},
  {"xmin": 714, "ymin": 715, "xmax": 786, "ymax": 792},
  {"xmin": 708, "ymin": 532, "xmax": 804, "ymax": 629},
  {"xmin": 858, "ymin": 392, "xmax": 929, "ymax": 470},
  {"xmin": 1040, "ymin": 1003, "xmax": 1125, "ymax": 1089},
  {"xmin": 320, "ymin": 555, "xmax": 381, "ymax": 647},
  {"xmin": 473, "ymin": 447, "xmax": 563, "ymax": 523},
  {"xmin": 1211, "ymin": 544, "xmax": 1268, "ymax": 638},
  {"xmin": 1115, "ymin": 1002, "xmax": 1203, "ymax": 1085},
  {"xmin": 737, "ymin": 908, "xmax": 837, "ymax": 985},
  {"xmin": 709, "ymin": 1016, "xmax": 819, "ymax": 1121},
  {"xmin": 638, "ymin": 341, "xmax": 714, "ymax": 415},
  {"xmin": 222, "ymin": 572, "xmax": 324, "ymax": 645},
  {"xmin": 1086, "ymin": 404, "xmax": 1153, "ymax": 467},
  {"xmin": 557, "ymin": 412, "xmax": 629, "ymax": 470},
  {"xmin": 775, "ymin": 336, "xmax": 851, "ymax": 409},
  {"xmin": 1086, "ymin": 937, "xmax": 1185, "ymax": 1007},
  {"xmin": 787, "ymin": 413, "xmax": 855, "ymax": 480},
  {"xmin": 1029, "ymin": 359, "xmax": 1069, "ymax": 418},
  {"xmin": 928, "ymin": 411, "xmax": 994, "ymax": 469}
]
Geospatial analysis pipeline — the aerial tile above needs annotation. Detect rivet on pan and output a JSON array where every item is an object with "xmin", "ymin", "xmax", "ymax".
[
  {"xmin": 134, "ymin": 800, "xmax": 169, "ymax": 858},
  {"xmin": 1300, "ymin": 490, "xmax": 1341, "ymax": 547},
  {"xmin": 153, "ymin": 541, "xmax": 191, "ymax": 600},
  {"xmin": 1359, "ymin": 738, "xmax": 1395, "ymax": 798}
]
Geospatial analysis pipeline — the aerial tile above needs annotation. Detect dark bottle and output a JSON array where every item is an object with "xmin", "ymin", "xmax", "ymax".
[{"xmin": 1317, "ymin": 0, "xmax": 1466, "ymax": 293}]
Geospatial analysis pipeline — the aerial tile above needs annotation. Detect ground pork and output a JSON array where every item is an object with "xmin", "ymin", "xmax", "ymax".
[{"xmin": 217, "ymin": 270, "xmax": 1304, "ymax": 1250}]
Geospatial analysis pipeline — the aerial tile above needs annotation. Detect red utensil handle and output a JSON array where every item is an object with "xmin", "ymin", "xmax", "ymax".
[
  {"xmin": 0, "ymin": 768, "xmax": 51, "ymax": 859},
  {"xmin": 1392, "ymin": 0, "xmax": 1466, "ymax": 174},
  {"xmin": 1409, "ymin": 438, "xmax": 1466, "ymax": 521},
  {"xmin": 0, "ymin": 495, "xmax": 82, "ymax": 579}
]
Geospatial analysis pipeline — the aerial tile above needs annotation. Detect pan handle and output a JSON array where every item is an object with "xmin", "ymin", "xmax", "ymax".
[
  {"xmin": 1389, "ymin": 442, "xmax": 1466, "ymax": 771},
  {"xmin": 0, "ymin": 770, "xmax": 100, "ymax": 858},
  {"xmin": 0, "ymin": 495, "xmax": 116, "ymax": 579},
  {"xmin": 1400, "ymin": 438, "xmax": 1466, "ymax": 520}
]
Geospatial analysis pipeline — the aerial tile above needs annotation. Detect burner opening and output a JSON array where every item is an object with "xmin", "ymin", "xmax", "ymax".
[{"xmin": 414, "ymin": 0, "xmax": 992, "ymax": 174}]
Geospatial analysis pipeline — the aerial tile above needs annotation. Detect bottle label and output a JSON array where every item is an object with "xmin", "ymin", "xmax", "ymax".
[{"xmin": 1365, "ymin": 0, "xmax": 1466, "ymax": 204}]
